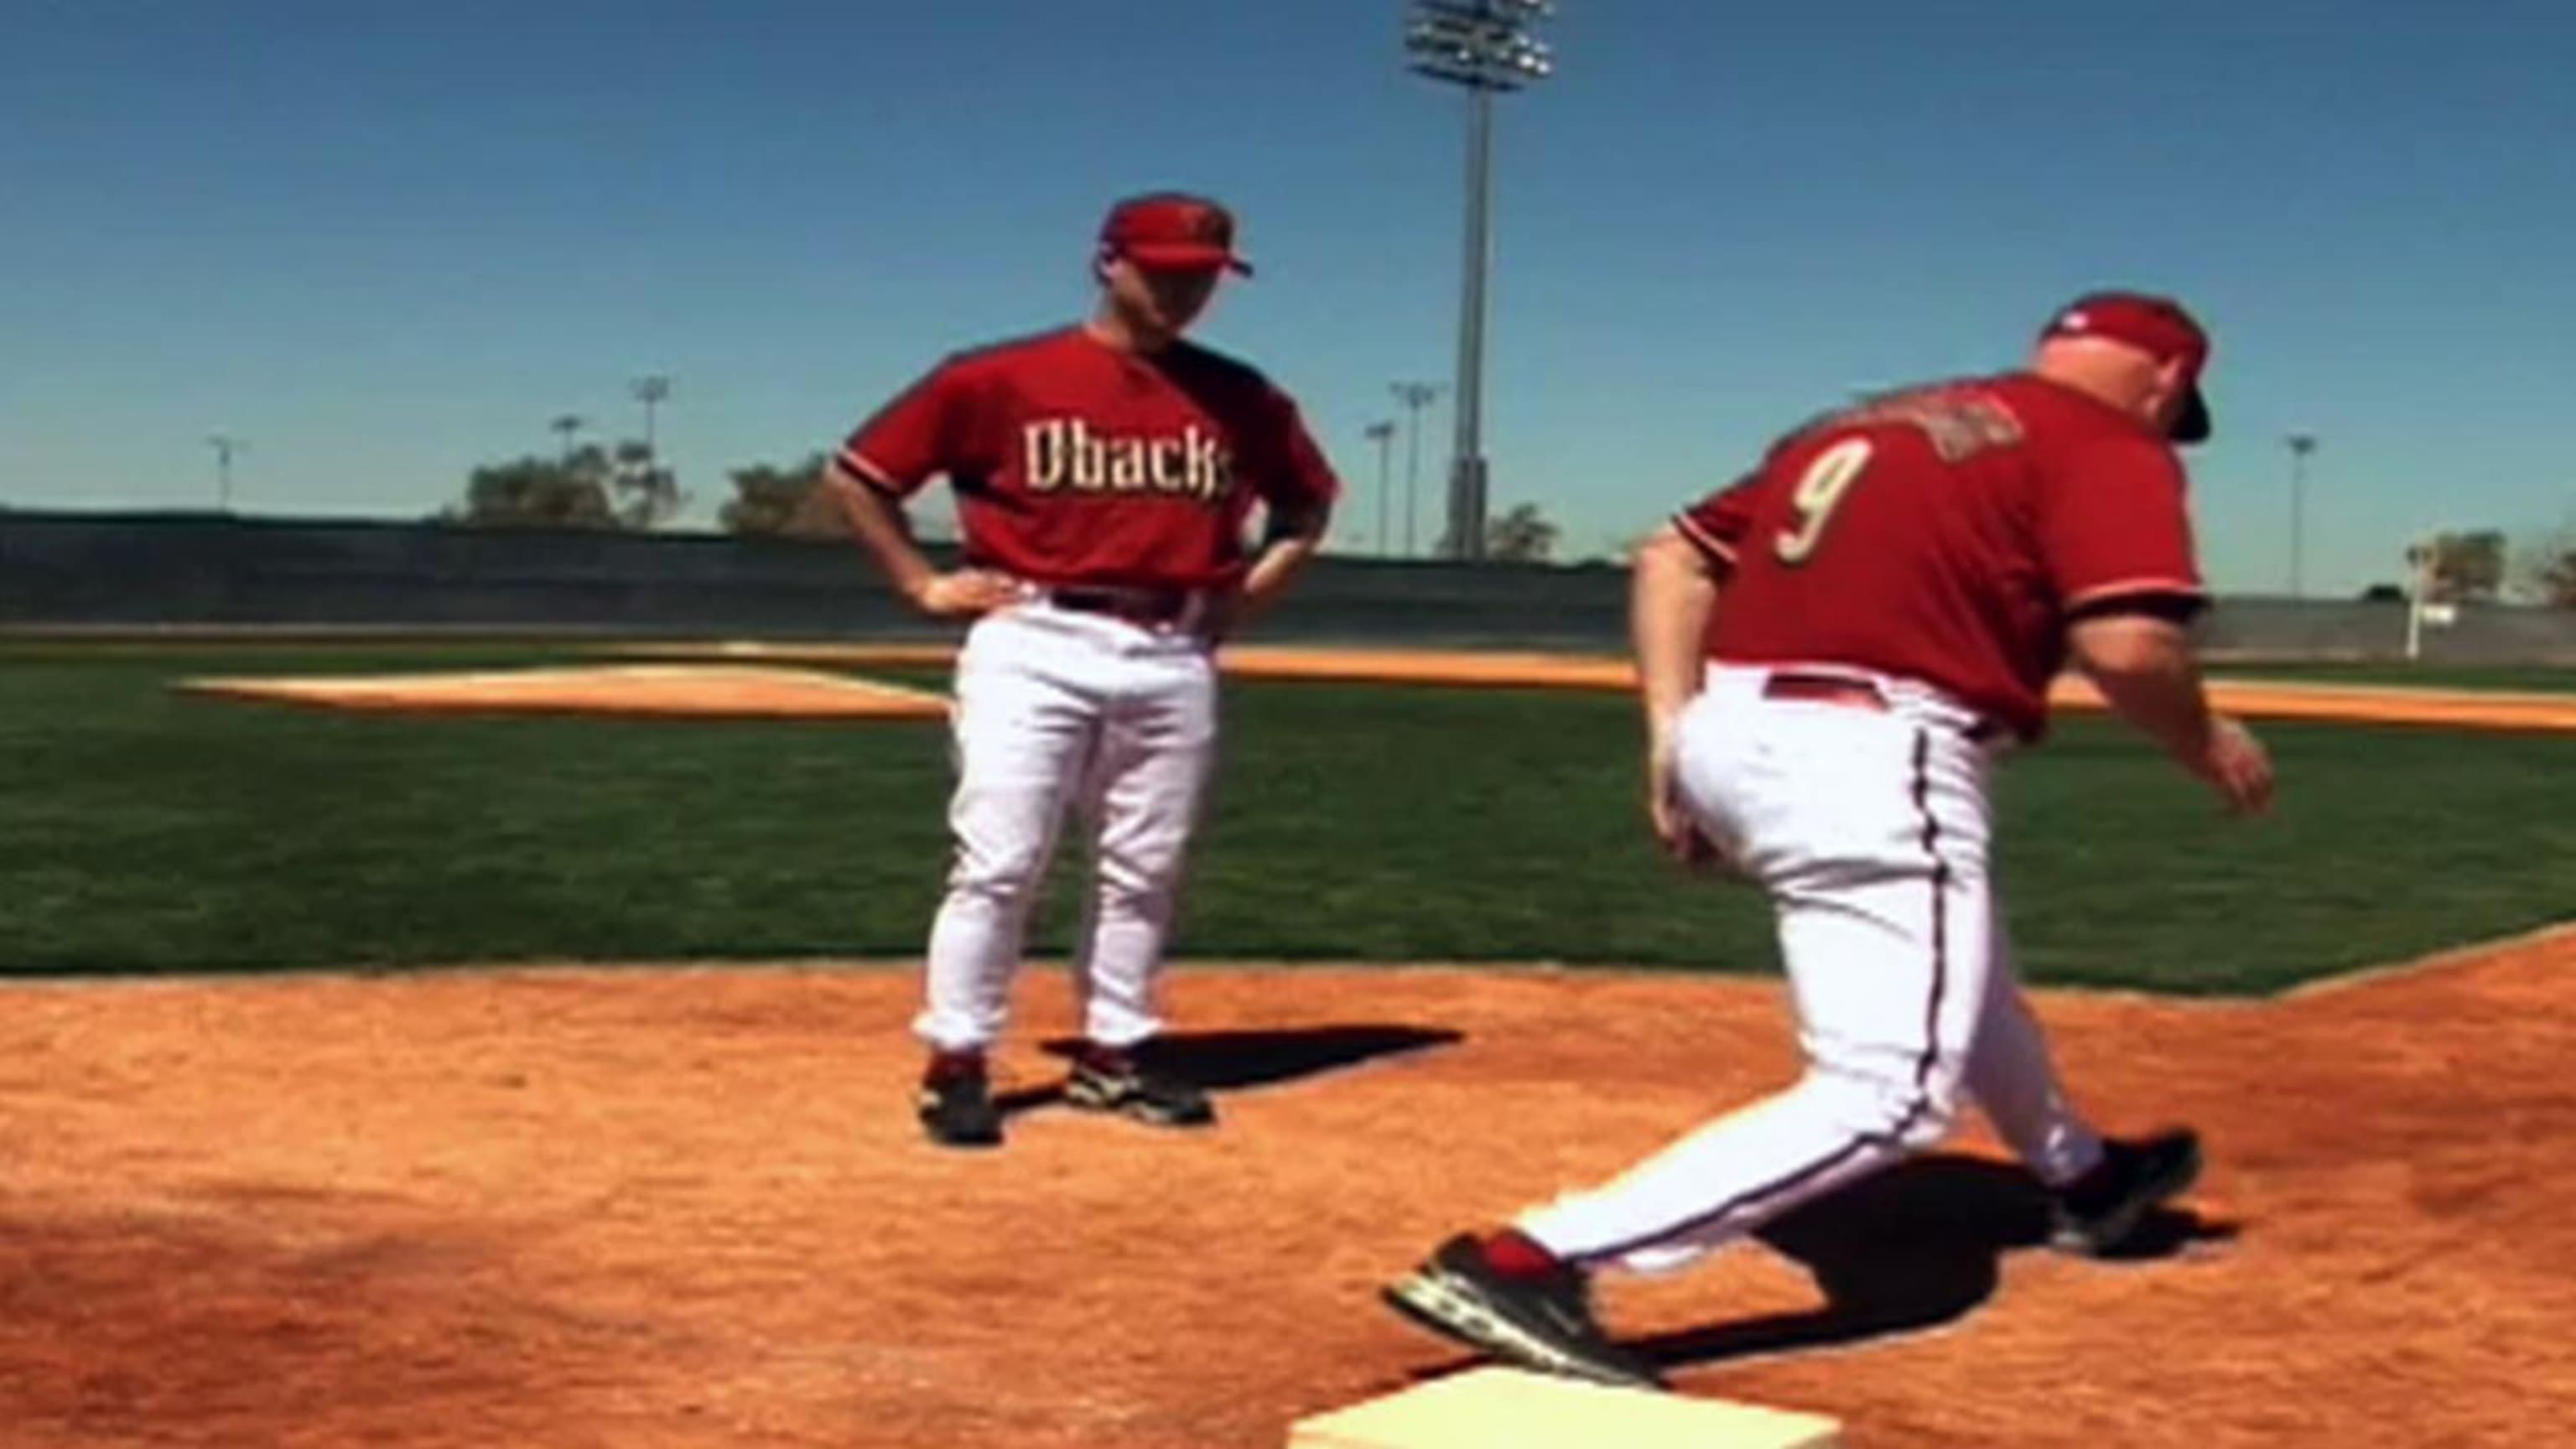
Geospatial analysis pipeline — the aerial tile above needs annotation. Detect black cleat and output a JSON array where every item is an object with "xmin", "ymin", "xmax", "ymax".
[
  {"xmin": 1065, "ymin": 1050, "xmax": 1216, "ymax": 1128},
  {"xmin": 917, "ymin": 1062, "xmax": 1004, "ymax": 1149},
  {"xmin": 2049, "ymin": 1130, "xmax": 2202, "ymax": 1255},
  {"xmin": 1381, "ymin": 1233, "xmax": 1667, "ymax": 1391}
]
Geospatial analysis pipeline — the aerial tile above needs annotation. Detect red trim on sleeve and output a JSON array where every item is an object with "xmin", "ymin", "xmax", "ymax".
[
  {"xmin": 833, "ymin": 448, "xmax": 906, "ymax": 497},
  {"xmin": 1673, "ymin": 512, "xmax": 1737, "ymax": 564}
]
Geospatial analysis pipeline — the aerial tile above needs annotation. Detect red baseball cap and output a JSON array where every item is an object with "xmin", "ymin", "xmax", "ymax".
[
  {"xmin": 2040, "ymin": 291, "xmax": 2212, "ymax": 444},
  {"xmin": 1098, "ymin": 192, "xmax": 1253, "ymax": 276}
]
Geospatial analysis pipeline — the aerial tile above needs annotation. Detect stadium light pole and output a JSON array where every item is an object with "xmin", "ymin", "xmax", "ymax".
[
  {"xmin": 631, "ymin": 374, "xmax": 673, "ymax": 464},
  {"xmin": 1405, "ymin": 0, "xmax": 1555, "ymax": 564},
  {"xmin": 549, "ymin": 413, "xmax": 585, "ymax": 465},
  {"xmin": 2286, "ymin": 433, "xmax": 2318, "ymax": 598},
  {"xmin": 206, "ymin": 434, "xmax": 247, "ymax": 512},
  {"xmin": 1389, "ymin": 382, "xmax": 1443, "ymax": 558},
  {"xmin": 1363, "ymin": 419, "xmax": 1398, "ymax": 558}
]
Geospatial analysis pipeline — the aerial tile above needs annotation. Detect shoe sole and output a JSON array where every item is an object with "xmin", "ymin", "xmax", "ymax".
[
  {"xmin": 1380, "ymin": 1270, "xmax": 1663, "ymax": 1391},
  {"xmin": 1063, "ymin": 1079, "xmax": 1215, "ymax": 1128},
  {"xmin": 2053, "ymin": 1140, "xmax": 2203, "ymax": 1254}
]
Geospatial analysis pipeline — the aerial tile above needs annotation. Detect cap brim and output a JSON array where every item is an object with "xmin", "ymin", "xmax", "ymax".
[
  {"xmin": 2170, "ymin": 385, "xmax": 2211, "ymax": 444},
  {"xmin": 1120, "ymin": 243, "xmax": 1252, "ymax": 277}
]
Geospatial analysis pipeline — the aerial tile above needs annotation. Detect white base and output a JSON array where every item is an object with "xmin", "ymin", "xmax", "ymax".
[{"xmin": 1290, "ymin": 1368, "xmax": 1844, "ymax": 1449}]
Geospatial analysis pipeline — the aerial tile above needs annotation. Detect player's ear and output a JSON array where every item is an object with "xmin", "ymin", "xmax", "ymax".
[{"xmin": 2150, "ymin": 355, "xmax": 2194, "ymax": 417}]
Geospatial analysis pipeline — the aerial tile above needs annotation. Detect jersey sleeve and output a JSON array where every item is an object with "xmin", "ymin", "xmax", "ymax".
[
  {"xmin": 834, "ymin": 359, "xmax": 979, "ymax": 499},
  {"xmin": 1672, "ymin": 468, "xmax": 1769, "ymax": 576},
  {"xmin": 1253, "ymin": 387, "xmax": 1342, "ymax": 512},
  {"xmin": 2039, "ymin": 434, "xmax": 2206, "ymax": 615}
]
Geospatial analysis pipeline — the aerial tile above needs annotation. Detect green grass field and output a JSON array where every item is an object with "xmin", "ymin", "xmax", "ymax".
[{"xmin": 3, "ymin": 642, "xmax": 2572, "ymax": 995}]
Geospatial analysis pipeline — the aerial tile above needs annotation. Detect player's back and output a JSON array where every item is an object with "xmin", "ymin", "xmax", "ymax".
[{"xmin": 1692, "ymin": 373, "xmax": 2180, "ymax": 737}]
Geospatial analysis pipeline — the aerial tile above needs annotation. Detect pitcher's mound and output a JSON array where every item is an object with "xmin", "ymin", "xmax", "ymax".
[{"xmin": 178, "ymin": 663, "xmax": 948, "ymax": 720}]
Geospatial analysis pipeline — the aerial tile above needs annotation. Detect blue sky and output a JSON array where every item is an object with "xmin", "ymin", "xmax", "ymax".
[{"xmin": 5, "ymin": 0, "xmax": 2573, "ymax": 595}]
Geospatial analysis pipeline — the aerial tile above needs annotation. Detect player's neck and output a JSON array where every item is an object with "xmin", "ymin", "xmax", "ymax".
[
  {"xmin": 2028, "ymin": 350, "xmax": 2153, "ymax": 426},
  {"xmin": 1085, "ymin": 306, "xmax": 1181, "ymax": 356}
]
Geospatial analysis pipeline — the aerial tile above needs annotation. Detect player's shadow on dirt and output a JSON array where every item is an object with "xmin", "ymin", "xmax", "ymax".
[
  {"xmin": 995, "ymin": 1025, "xmax": 1465, "ymax": 1114},
  {"xmin": 1631, "ymin": 1153, "xmax": 2239, "ymax": 1372}
]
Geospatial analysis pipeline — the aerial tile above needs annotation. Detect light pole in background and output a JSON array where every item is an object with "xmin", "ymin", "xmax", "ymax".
[
  {"xmin": 206, "ymin": 434, "xmax": 247, "ymax": 512},
  {"xmin": 1363, "ymin": 419, "xmax": 1398, "ymax": 557},
  {"xmin": 1404, "ymin": 0, "xmax": 1555, "ymax": 563},
  {"xmin": 549, "ymin": 413, "xmax": 585, "ymax": 465},
  {"xmin": 631, "ymin": 374, "xmax": 673, "ymax": 465},
  {"xmin": 1389, "ymin": 382, "xmax": 1442, "ymax": 558},
  {"xmin": 2403, "ymin": 535, "xmax": 2436, "ymax": 661},
  {"xmin": 2285, "ymin": 433, "xmax": 2318, "ymax": 597}
]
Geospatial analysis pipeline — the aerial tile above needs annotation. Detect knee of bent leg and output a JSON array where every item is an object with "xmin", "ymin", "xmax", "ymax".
[{"xmin": 1804, "ymin": 1058, "xmax": 1964, "ymax": 1151}]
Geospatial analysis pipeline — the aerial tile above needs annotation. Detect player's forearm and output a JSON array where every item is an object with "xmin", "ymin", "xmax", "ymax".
[
  {"xmin": 1233, "ymin": 506, "xmax": 1327, "ymax": 622},
  {"xmin": 1629, "ymin": 527, "xmax": 1718, "ymax": 738},
  {"xmin": 825, "ymin": 465, "xmax": 937, "ymax": 602},
  {"xmin": 2066, "ymin": 614, "xmax": 2216, "ymax": 767},
  {"xmin": 1241, "ymin": 534, "xmax": 1319, "ymax": 603}
]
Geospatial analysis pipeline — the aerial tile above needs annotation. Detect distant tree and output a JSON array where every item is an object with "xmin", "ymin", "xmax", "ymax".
[
  {"xmin": 2547, "ymin": 552, "xmax": 2576, "ymax": 610},
  {"xmin": 1484, "ymin": 502, "xmax": 1561, "ymax": 564},
  {"xmin": 2420, "ymin": 529, "xmax": 2508, "ymax": 602},
  {"xmin": 2530, "ymin": 537, "xmax": 2576, "ymax": 609},
  {"xmin": 2358, "ymin": 582, "xmax": 2407, "ymax": 604},
  {"xmin": 441, "ymin": 439, "xmax": 681, "ymax": 531},
  {"xmin": 442, "ymin": 449, "xmax": 618, "ymax": 529},
  {"xmin": 608, "ymin": 440, "xmax": 685, "ymax": 530},
  {"xmin": 719, "ymin": 455, "xmax": 964, "ymax": 543},
  {"xmin": 2511, "ymin": 517, "xmax": 2576, "ymax": 609},
  {"xmin": 719, "ymin": 454, "xmax": 845, "ymax": 540}
]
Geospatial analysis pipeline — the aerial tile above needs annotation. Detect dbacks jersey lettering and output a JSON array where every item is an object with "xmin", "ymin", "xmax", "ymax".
[{"xmin": 1021, "ymin": 419, "xmax": 1232, "ymax": 501}]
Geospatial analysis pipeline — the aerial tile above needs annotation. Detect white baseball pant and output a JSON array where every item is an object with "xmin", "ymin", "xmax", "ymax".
[
  {"xmin": 912, "ymin": 598, "xmax": 1218, "ymax": 1054},
  {"xmin": 1518, "ymin": 662, "xmax": 2108, "ymax": 1273}
]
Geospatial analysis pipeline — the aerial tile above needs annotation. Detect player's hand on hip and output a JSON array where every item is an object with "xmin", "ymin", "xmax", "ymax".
[
  {"xmin": 2197, "ymin": 714, "xmax": 2275, "ymax": 817},
  {"xmin": 1646, "ymin": 737, "xmax": 1724, "ymax": 872},
  {"xmin": 910, "ymin": 569, "xmax": 1021, "ymax": 620}
]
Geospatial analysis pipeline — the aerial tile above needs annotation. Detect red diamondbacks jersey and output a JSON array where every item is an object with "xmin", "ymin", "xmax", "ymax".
[
  {"xmin": 838, "ymin": 327, "xmax": 1341, "ymax": 589},
  {"xmin": 1675, "ymin": 374, "xmax": 2205, "ymax": 741}
]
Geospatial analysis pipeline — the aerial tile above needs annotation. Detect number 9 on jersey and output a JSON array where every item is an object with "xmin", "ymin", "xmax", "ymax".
[{"xmin": 1774, "ymin": 438, "xmax": 1875, "ymax": 566}]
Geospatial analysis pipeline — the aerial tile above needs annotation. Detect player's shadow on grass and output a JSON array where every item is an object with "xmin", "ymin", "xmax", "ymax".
[
  {"xmin": 995, "ymin": 1024, "xmax": 1465, "ymax": 1114},
  {"xmin": 1632, "ymin": 1153, "xmax": 2239, "ymax": 1372}
]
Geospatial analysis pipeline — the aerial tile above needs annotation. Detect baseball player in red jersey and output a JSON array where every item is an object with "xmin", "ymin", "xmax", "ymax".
[
  {"xmin": 823, "ymin": 192, "xmax": 1340, "ymax": 1149},
  {"xmin": 1383, "ymin": 292, "xmax": 2274, "ymax": 1387}
]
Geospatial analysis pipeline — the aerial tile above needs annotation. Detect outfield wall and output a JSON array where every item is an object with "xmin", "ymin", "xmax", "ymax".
[{"xmin": 6, "ymin": 509, "xmax": 2573, "ymax": 662}]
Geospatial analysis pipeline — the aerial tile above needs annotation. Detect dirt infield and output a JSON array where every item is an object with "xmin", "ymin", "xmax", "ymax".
[
  {"xmin": 179, "ymin": 663, "xmax": 950, "ymax": 721},
  {"xmin": 2, "ymin": 932, "xmax": 2568, "ymax": 1447},
  {"xmin": 608, "ymin": 641, "xmax": 2576, "ymax": 734}
]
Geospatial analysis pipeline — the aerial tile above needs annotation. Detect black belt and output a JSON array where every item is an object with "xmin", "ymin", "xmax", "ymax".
[
  {"xmin": 1761, "ymin": 671, "xmax": 1887, "ymax": 711},
  {"xmin": 1046, "ymin": 585, "xmax": 1195, "ymax": 625},
  {"xmin": 1761, "ymin": 669, "xmax": 2011, "ymax": 744}
]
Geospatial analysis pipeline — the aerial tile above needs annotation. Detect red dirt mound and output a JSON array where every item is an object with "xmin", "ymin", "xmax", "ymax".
[{"xmin": 179, "ymin": 664, "xmax": 948, "ymax": 720}]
